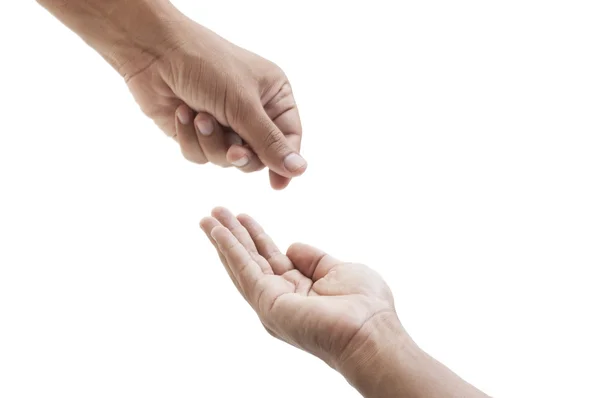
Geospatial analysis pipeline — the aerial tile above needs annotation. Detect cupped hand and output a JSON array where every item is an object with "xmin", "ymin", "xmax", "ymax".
[
  {"xmin": 200, "ymin": 207, "xmax": 398, "ymax": 369},
  {"xmin": 126, "ymin": 20, "xmax": 305, "ymax": 190}
]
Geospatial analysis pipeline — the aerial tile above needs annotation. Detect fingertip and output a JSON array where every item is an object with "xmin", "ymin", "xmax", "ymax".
[
  {"xmin": 200, "ymin": 219, "xmax": 221, "ymax": 240},
  {"xmin": 177, "ymin": 106, "xmax": 209, "ymax": 165},
  {"xmin": 227, "ymin": 145, "xmax": 251, "ymax": 167},
  {"xmin": 176, "ymin": 104, "xmax": 193, "ymax": 125},
  {"xmin": 269, "ymin": 171, "xmax": 292, "ymax": 190},
  {"xmin": 210, "ymin": 225, "xmax": 229, "ymax": 240},
  {"xmin": 194, "ymin": 112, "xmax": 215, "ymax": 136},
  {"xmin": 236, "ymin": 213, "xmax": 252, "ymax": 222},
  {"xmin": 283, "ymin": 152, "xmax": 307, "ymax": 176},
  {"xmin": 199, "ymin": 216, "xmax": 214, "ymax": 229},
  {"xmin": 286, "ymin": 242, "xmax": 310, "ymax": 257},
  {"xmin": 236, "ymin": 213, "xmax": 260, "ymax": 230},
  {"xmin": 211, "ymin": 206, "xmax": 228, "ymax": 217},
  {"xmin": 212, "ymin": 207, "xmax": 237, "ymax": 222},
  {"xmin": 227, "ymin": 146, "xmax": 265, "ymax": 172}
]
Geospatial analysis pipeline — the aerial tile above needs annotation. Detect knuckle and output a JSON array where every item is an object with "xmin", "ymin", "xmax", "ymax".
[
  {"xmin": 240, "ymin": 165, "xmax": 264, "ymax": 174},
  {"xmin": 181, "ymin": 150, "xmax": 194, "ymax": 162},
  {"xmin": 201, "ymin": 147, "xmax": 226, "ymax": 166},
  {"xmin": 261, "ymin": 127, "xmax": 286, "ymax": 154},
  {"xmin": 264, "ymin": 61, "xmax": 287, "ymax": 81},
  {"xmin": 263, "ymin": 324, "xmax": 278, "ymax": 339},
  {"xmin": 209, "ymin": 158, "xmax": 229, "ymax": 168},
  {"xmin": 180, "ymin": 143, "xmax": 207, "ymax": 165},
  {"xmin": 235, "ymin": 157, "xmax": 263, "ymax": 173},
  {"xmin": 263, "ymin": 82, "xmax": 297, "ymax": 121},
  {"xmin": 211, "ymin": 158, "xmax": 231, "ymax": 168},
  {"xmin": 182, "ymin": 150, "xmax": 207, "ymax": 165}
]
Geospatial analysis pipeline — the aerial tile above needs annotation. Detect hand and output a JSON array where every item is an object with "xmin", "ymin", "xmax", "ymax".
[
  {"xmin": 200, "ymin": 207, "xmax": 398, "ymax": 369},
  {"xmin": 38, "ymin": 0, "xmax": 305, "ymax": 189},
  {"xmin": 173, "ymin": 106, "xmax": 264, "ymax": 170},
  {"xmin": 127, "ymin": 19, "xmax": 305, "ymax": 190}
]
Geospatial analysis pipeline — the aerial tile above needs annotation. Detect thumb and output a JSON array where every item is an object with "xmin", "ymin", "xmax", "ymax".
[
  {"xmin": 231, "ymin": 102, "xmax": 307, "ymax": 178},
  {"xmin": 286, "ymin": 243, "xmax": 341, "ymax": 281}
]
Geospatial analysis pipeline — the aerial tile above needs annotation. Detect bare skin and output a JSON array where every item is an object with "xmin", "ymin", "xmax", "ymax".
[
  {"xmin": 36, "ymin": 1, "xmax": 493, "ymax": 395},
  {"xmin": 37, "ymin": 0, "xmax": 305, "ymax": 189},
  {"xmin": 201, "ymin": 207, "xmax": 491, "ymax": 398}
]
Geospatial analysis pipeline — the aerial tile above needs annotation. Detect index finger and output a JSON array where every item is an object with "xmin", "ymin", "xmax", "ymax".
[{"xmin": 210, "ymin": 226, "xmax": 265, "ymax": 300}]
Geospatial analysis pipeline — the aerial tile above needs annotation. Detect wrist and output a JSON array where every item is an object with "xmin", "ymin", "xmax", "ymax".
[
  {"xmin": 337, "ymin": 312, "xmax": 419, "ymax": 397},
  {"xmin": 338, "ymin": 313, "xmax": 490, "ymax": 398},
  {"xmin": 38, "ymin": 0, "xmax": 188, "ymax": 79}
]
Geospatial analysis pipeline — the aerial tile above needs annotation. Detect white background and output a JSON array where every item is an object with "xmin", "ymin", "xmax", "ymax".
[{"xmin": 1, "ymin": 1, "xmax": 599, "ymax": 397}]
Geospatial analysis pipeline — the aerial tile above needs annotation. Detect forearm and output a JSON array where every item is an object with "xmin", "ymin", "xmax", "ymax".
[
  {"xmin": 36, "ymin": 0, "xmax": 186, "ymax": 78},
  {"xmin": 339, "ymin": 315, "xmax": 490, "ymax": 398}
]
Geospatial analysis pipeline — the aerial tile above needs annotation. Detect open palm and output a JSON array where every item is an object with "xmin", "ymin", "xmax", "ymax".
[{"xmin": 200, "ymin": 208, "xmax": 397, "ymax": 368}]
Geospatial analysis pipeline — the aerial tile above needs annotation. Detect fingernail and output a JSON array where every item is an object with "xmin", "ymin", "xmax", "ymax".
[
  {"xmin": 284, "ymin": 153, "xmax": 307, "ymax": 172},
  {"xmin": 177, "ymin": 108, "xmax": 191, "ymax": 125},
  {"xmin": 232, "ymin": 156, "xmax": 249, "ymax": 167},
  {"xmin": 196, "ymin": 118, "xmax": 214, "ymax": 136}
]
